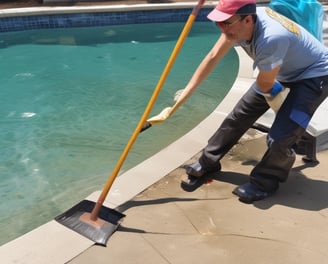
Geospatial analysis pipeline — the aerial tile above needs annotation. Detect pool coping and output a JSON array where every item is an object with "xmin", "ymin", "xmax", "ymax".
[
  {"xmin": 0, "ymin": 2, "xmax": 217, "ymax": 17},
  {"xmin": 0, "ymin": 3, "xmax": 327, "ymax": 264}
]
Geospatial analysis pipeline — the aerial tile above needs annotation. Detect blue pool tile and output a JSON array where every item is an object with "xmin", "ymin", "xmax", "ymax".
[{"xmin": 0, "ymin": 8, "xmax": 212, "ymax": 32}]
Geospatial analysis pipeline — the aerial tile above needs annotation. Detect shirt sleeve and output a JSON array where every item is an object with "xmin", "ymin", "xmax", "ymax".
[{"xmin": 254, "ymin": 35, "xmax": 290, "ymax": 72}]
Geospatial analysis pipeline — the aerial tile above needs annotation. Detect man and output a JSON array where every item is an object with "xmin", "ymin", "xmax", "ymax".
[{"xmin": 174, "ymin": 0, "xmax": 328, "ymax": 203}]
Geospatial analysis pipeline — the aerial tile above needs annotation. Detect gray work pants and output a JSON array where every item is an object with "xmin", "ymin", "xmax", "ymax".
[{"xmin": 199, "ymin": 75, "xmax": 328, "ymax": 192}]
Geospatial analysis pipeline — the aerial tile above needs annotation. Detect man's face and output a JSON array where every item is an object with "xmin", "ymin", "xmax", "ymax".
[{"xmin": 216, "ymin": 15, "xmax": 246, "ymax": 41}]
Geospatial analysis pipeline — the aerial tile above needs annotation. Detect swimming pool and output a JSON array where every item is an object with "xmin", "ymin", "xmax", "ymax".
[{"xmin": 0, "ymin": 6, "xmax": 238, "ymax": 245}]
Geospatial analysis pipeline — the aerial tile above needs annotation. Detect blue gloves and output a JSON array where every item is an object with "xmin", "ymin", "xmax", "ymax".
[{"xmin": 253, "ymin": 81, "xmax": 284, "ymax": 97}]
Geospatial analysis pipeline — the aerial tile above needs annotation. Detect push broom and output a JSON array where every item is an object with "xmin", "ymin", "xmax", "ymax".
[{"xmin": 55, "ymin": 0, "xmax": 206, "ymax": 246}]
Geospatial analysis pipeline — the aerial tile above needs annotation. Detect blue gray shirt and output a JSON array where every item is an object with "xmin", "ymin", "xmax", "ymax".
[{"xmin": 238, "ymin": 7, "xmax": 328, "ymax": 82}]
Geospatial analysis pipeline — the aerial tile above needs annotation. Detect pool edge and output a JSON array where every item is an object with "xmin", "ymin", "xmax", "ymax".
[{"xmin": 0, "ymin": 44, "xmax": 256, "ymax": 264}]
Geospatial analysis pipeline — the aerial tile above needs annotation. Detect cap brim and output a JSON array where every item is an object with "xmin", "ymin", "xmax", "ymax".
[{"xmin": 207, "ymin": 9, "xmax": 233, "ymax": 22}]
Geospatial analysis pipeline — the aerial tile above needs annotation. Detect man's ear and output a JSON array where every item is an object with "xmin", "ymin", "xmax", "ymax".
[{"xmin": 244, "ymin": 15, "xmax": 253, "ymax": 24}]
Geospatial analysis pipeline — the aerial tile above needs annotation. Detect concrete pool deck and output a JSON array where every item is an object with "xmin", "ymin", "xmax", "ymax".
[{"xmin": 1, "ymin": 2, "xmax": 328, "ymax": 263}]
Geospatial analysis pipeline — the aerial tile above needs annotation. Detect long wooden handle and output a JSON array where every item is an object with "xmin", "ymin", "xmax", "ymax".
[{"xmin": 90, "ymin": 0, "xmax": 206, "ymax": 220}]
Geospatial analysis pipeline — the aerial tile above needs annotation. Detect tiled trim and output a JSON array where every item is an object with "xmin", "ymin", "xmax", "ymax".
[{"xmin": 0, "ymin": 6, "xmax": 213, "ymax": 32}]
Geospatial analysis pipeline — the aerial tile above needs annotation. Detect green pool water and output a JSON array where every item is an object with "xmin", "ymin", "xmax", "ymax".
[{"xmin": 0, "ymin": 22, "xmax": 238, "ymax": 245}]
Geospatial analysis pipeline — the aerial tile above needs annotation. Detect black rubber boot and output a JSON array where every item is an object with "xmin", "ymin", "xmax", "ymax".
[
  {"xmin": 232, "ymin": 182, "xmax": 275, "ymax": 203},
  {"xmin": 181, "ymin": 161, "xmax": 221, "ymax": 192},
  {"xmin": 185, "ymin": 161, "xmax": 220, "ymax": 177}
]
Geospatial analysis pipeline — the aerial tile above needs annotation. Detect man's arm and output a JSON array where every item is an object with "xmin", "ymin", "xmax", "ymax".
[
  {"xmin": 256, "ymin": 65, "xmax": 281, "ymax": 93},
  {"xmin": 172, "ymin": 34, "xmax": 235, "ymax": 112}
]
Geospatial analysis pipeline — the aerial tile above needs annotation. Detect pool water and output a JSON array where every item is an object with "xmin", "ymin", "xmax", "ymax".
[{"xmin": 0, "ymin": 22, "xmax": 238, "ymax": 245}]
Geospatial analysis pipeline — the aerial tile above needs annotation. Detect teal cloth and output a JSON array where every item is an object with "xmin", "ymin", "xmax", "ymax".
[{"xmin": 269, "ymin": 0, "xmax": 324, "ymax": 42}]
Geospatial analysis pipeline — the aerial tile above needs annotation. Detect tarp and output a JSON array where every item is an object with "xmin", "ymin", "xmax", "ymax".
[{"xmin": 269, "ymin": 0, "xmax": 324, "ymax": 42}]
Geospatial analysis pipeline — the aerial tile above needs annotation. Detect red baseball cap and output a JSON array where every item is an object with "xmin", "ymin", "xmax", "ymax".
[{"xmin": 207, "ymin": 0, "xmax": 256, "ymax": 22}]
